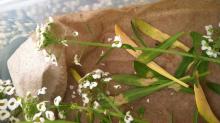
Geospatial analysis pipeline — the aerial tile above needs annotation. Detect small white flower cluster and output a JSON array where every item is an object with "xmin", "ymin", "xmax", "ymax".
[
  {"xmin": 201, "ymin": 24, "xmax": 220, "ymax": 58},
  {"xmin": 77, "ymin": 69, "xmax": 112, "ymax": 106},
  {"xmin": 112, "ymin": 36, "xmax": 123, "ymax": 48},
  {"xmin": 0, "ymin": 79, "xmax": 20, "ymax": 122},
  {"xmin": 124, "ymin": 111, "xmax": 134, "ymax": 123},
  {"xmin": 36, "ymin": 16, "xmax": 54, "ymax": 49},
  {"xmin": 31, "ymin": 87, "xmax": 57, "ymax": 123}
]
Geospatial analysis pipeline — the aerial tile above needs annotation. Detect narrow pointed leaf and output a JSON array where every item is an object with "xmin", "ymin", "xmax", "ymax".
[
  {"xmin": 115, "ymin": 24, "xmax": 189, "ymax": 88},
  {"xmin": 112, "ymin": 74, "xmax": 157, "ymax": 87},
  {"xmin": 131, "ymin": 20, "xmax": 148, "ymax": 47},
  {"xmin": 134, "ymin": 18, "xmax": 189, "ymax": 52},
  {"xmin": 194, "ymin": 83, "xmax": 220, "ymax": 123},
  {"xmin": 138, "ymin": 32, "xmax": 184, "ymax": 63}
]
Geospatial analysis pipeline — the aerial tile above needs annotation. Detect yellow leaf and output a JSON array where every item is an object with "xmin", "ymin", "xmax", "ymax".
[
  {"xmin": 115, "ymin": 25, "xmax": 189, "ymax": 88},
  {"xmin": 194, "ymin": 83, "xmax": 220, "ymax": 123},
  {"xmin": 134, "ymin": 19, "xmax": 190, "ymax": 52},
  {"xmin": 70, "ymin": 68, "xmax": 82, "ymax": 83}
]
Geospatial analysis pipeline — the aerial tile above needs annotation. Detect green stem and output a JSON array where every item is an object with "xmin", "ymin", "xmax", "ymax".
[
  {"xmin": 57, "ymin": 104, "xmax": 147, "ymax": 123},
  {"xmin": 70, "ymin": 40, "xmax": 220, "ymax": 64}
]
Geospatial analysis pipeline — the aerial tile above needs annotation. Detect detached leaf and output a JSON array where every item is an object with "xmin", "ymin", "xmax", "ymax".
[
  {"xmin": 115, "ymin": 24, "xmax": 189, "ymax": 88},
  {"xmin": 131, "ymin": 20, "xmax": 148, "ymax": 47},
  {"xmin": 134, "ymin": 18, "xmax": 189, "ymax": 52},
  {"xmin": 206, "ymin": 82, "xmax": 220, "ymax": 95},
  {"xmin": 138, "ymin": 32, "xmax": 184, "ymax": 64},
  {"xmin": 194, "ymin": 83, "xmax": 220, "ymax": 123},
  {"xmin": 71, "ymin": 68, "xmax": 82, "ymax": 84}
]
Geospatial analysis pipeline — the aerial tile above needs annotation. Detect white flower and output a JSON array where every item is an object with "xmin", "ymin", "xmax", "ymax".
[
  {"xmin": 9, "ymin": 116, "xmax": 20, "ymax": 123},
  {"xmin": 82, "ymin": 80, "xmax": 90, "ymax": 88},
  {"xmin": 124, "ymin": 111, "xmax": 134, "ymax": 123},
  {"xmin": 93, "ymin": 101, "xmax": 100, "ymax": 109},
  {"xmin": 114, "ymin": 85, "xmax": 121, "ymax": 89},
  {"xmin": 74, "ymin": 54, "xmax": 82, "ymax": 66},
  {"xmin": 61, "ymin": 40, "xmax": 68, "ymax": 46},
  {"xmin": 7, "ymin": 98, "xmax": 20, "ymax": 111},
  {"xmin": 0, "ymin": 86, "xmax": 4, "ymax": 92},
  {"xmin": 33, "ymin": 112, "xmax": 42, "ymax": 121},
  {"xmin": 112, "ymin": 36, "xmax": 123, "ymax": 48},
  {"xmin": 58, "ymin": 111, "xmax": 66, "ymax": 119},
  {"xmin": 82, "ymin": 93, "xmax": 89, "ymax": 106},
  {"xmin": 37, "ymin": 101, "xmax": 47, "ymax": 112},
  {"xmin": 48, "ymin": 16, "xmax": 54, "ymax": 23},
  {"xmin": 45, "ymin": 111, "xmax": 55, "ymax": 121},
  {"xmin": 92, "ymin": 69, "xmax": 104, "ymax": 79},
  {"xmin": 72, "ymin": 31, "xmax": 79, "ymax": 37},
  {"xmin": 54, "ymin": 96, "xmax": 62, "ymax": 106},
  {"xmin": 0, "ymin": 79, "xmax": 3, "ymax": 85},
  {"xmin": 0, "ymin": 99, "xmax": 8, "ymax": 110},
  {"xmin": 205, "ymin": 25, "xmax": 213, "ymax": 36},
  {"xmin": 39, "ymin": 117, "xmax": 45, "ymax": 123},
  {"xmin": 89, "ymin": 82, "xmax": 98, "ymax": 89},
  {"xmin": 0, "ymin": 110, "xmax": 10, "ymax": 120},
  {"xmin": 37, "ymin": 87, "xmax": 47, "ymax": 95},
  {"xmin": 51, "ymin": 54, "xmax": 58, "ymax": 66},
  {"xmin": 103, "ymin": 77, "xmax": 112, "ymax": 82},
  {"xmin": 2, "ymin": 80, "xmax": 12, "ymax": 86},
  {"xmin": 3, "ymin": 86, "xmax": 15, "ymax": 95}
]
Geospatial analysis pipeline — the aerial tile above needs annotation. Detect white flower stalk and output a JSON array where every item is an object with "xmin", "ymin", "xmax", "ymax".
[
  {"xmin": 3, "ymin": 86, "xmax": 15, "ymax": 95},
  {"xmin": 39, "ymin": 117, "xmax": 45, "ymax": 123},
  {"xmin": 124, "ymin": 111, "xmax": 134, "ymax": 123},
  {"xmin": 37, "ymin": 87, "xmax": 47, "ymax": 95},
  {"xmin": 54, "ymin": 96, "xmax": 62, "ymax": 106},
  {"xmin": 37, "ymin": 101, "xmax": 47, "ymax": 112},
  {"xmin": 1, "ymin": 80, "xmax": 12, "ymax": 86},
  {"xmin": 9, "ymin": 116, "xmax": 20, "ymax": 123},
  {"xmin": 74, "ymin": 54, "xmax": 82, "ymax": 66},
  {"xmin": 0, "ymin": 110, "xmax": 10, "ymax": 121},
  {"xmin": 92, "ymin": 69, "xmax": 104, "ymax": 79},
  {"xmin": 7, "ymin": 98, "xmax": 20, "ymax": 111},
  {"xmin": 112, "ymin": 36, "xmax": 123, "ymax": 48},
  {"xmin": 45, "ymin": 111, "xmax": 55, "ymax": 121},
  {"xmin": 0, "ymin": 99, "xmax": 8, "ymax": 110}
]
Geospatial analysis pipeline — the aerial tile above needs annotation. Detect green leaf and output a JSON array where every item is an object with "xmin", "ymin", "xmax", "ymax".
[
  {"xmin": 133, "ymin": 61, "xmax": 149, "ymax": 77},
  {"xmin": 122, "ymin": 44, "xmax": 136, "ymax": 51},
  {"xmin": 206, "ymin": 82, "xmax": 220, "ymax": 95},
  {"xmin": 20, "ymin": 120, "xmax": 77, "ymax": 123},
  {"xmin": 190, "ymin": 32, "xmax": 204, "ymax": 55},
  {"xmin": 138, "ymin": 32, "xmax": 184, "ymax": 64},
  {"xmin": 96, "ymin": 48, "xmax": 113, "ymax": 64},
  {"xmin": 175, "ymin": 49, "xmax": 194, "ymax": 78},
  {"xmin": 137, "ymin": 106, "xmax": 145, "ymax": 118},
  {"xmin": 112, "ymin": 74, "xmax": 156, "ymax": 87},
  {"xmin": 131, "ymin": 20, "xmax": 148, "ymax": 47},
  {"xmin": 193, "ymin": 109, "xmax": 199, "ymax": 123}
]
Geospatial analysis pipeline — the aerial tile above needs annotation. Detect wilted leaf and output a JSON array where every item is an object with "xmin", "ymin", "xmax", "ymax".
[{"xmin": 194, "ymin": 83, "xmax": 220, "ymax": 123}]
